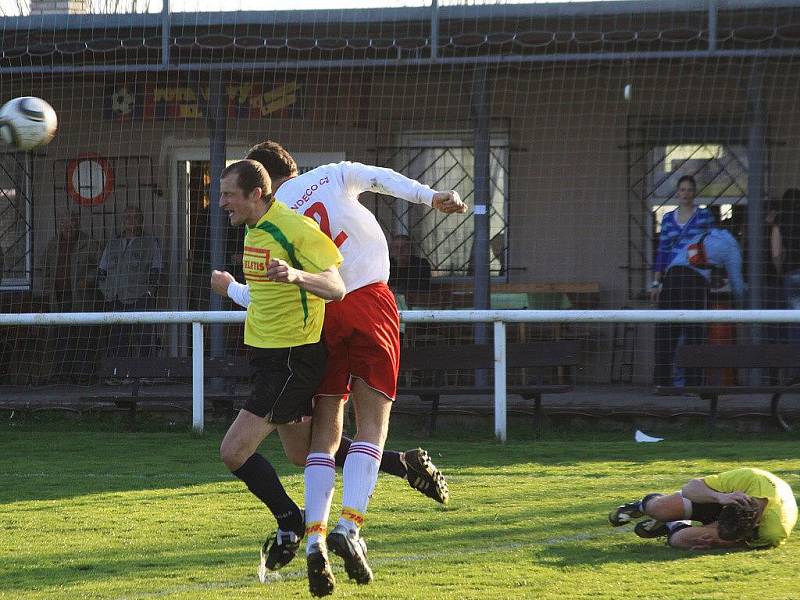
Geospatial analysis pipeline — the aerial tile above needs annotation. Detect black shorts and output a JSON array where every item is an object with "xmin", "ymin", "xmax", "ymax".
[
  {"xmin": 244, "ymin": 340, "xmax": 327, "ymax": 424},
  {"xmin": 690, "ymin": 501, "xmax": 724, "ymax": 525},
  {"xmin": 666, "ymin": 502, "xmax": 724, "ymax": 543}
]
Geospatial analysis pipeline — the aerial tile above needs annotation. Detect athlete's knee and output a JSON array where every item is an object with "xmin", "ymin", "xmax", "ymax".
[
  {"xmin": 353, "ymin": 416, "xmax": 389, "ymax": 447},
  {"xmin": 645, "ymin": 493, "xmax": 687, "ymax": 522},
  {"xmin": 220, "ymin": 438, "xmax": 248, "ymax": 471},
  {"xmin": 284, "ymin": 445, "xmax": 307, "ymax": 467}
]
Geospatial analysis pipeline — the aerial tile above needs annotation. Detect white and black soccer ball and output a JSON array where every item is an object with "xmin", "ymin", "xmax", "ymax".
[{"xmin": 0, "ymin": 96, "xmax": 58, "ymax": 151}]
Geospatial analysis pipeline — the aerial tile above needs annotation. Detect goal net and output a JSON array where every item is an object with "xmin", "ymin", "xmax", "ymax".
[{"xmin": 1, "ymin": 0, "xmax": 799, "ymax": 390}]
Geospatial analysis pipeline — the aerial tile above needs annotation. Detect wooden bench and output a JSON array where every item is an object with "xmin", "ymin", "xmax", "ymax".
[
  {"xmin": 87, "ymin": 356, "xmax": 251, "ymax": 428},
  {"xmin": 397, "ymin": 340, "xmax": 580, "ymax": 435},
  {"xmin": 655, "ymin": 344, "xmax": 800, "ymax": 433}
]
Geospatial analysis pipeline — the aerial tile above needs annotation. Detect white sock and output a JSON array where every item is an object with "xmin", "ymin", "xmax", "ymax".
[
  {"xmin": 304, "ymin": 453, "xmax": 336, "ymax": 554},
  {"xmin": 337, "ymin": 441, "xmax": 382, "ymax": 536},
  {"xmin": 666, "ymin": 520, "xmax": 692, "ymax": 533}
]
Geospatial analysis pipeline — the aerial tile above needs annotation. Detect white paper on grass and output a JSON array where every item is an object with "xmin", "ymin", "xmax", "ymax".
[{"xmin": 635, "ymin": 430, "xmax": 664, "ymax": 443}]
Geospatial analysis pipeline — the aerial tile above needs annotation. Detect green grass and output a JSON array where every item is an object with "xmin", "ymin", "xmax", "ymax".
[{"xmin": 1, "ymin": 422, "xmax": 798, "ymax": 599}]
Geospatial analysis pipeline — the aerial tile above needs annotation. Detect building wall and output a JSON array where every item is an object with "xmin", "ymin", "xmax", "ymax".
[{"xmin": 3, "ymin": 57, "xmax": 800, "ymax": 381}]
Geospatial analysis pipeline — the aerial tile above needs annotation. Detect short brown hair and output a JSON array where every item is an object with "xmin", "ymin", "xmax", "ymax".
[
  {"xmin": 246, "ymin": 140, "xmax": 298, "ymax": 179},
  {"xmin": 221, "ymin": 160, "xmax": 272, "ymax": 199},
  {"xmin": 718, "ymin": 497, "xmax": 760, "ymax": 541}
]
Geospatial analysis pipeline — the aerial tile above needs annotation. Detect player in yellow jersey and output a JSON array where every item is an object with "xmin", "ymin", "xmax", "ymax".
[
  {"xmin": 213, "ymin": 160, "xmax": 344, "ymax": 596},
  {"xmin": 609, "ymin": 466, "xmax": 797, "ymax": 550}
]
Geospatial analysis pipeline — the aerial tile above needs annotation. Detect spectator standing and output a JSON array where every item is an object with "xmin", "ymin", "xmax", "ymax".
[
  {"xmin": 651, "ymin": 175, "xmax": 715, "ymax": 300},
  {"xmin": 653, "ymin": 227, "xmax": 743, "ymax": 387},
  {"xmin": 651, "ymin": 175, "xmax": 714, "ymax": 385},
  {"xmin": 98, "ymin": 205, "xmax": 163, "ymax": 357}
]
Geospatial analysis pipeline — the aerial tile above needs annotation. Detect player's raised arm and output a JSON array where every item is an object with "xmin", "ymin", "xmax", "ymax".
[
  {"xmin": 339, "ymin": 161, "xmax": 466, "ymax": 213},
  {"xmin": 431, "ymin": 190, "xmax": 467, "ymax": 214}
]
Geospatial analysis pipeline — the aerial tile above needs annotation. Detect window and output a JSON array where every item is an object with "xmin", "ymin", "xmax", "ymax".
[
  {"xmin": 0, "ymin": 154, "xmax": 33, "ymax": 290},
  {"xmin": 380, "ymin": 132, "xmax": 509, "ymax": 278},
  {"xmin": 645, "ymin": 142, "xmax": 750, "ymax": 290},
  {"xmin": 650, "ymin": 143, "xmax": 748, "ymax": 231}
]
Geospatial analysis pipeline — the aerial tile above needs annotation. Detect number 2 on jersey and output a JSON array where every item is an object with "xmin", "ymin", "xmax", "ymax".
[{"xmin": 304, "ymin": 202, "xmax": 349, "ymax": 247}]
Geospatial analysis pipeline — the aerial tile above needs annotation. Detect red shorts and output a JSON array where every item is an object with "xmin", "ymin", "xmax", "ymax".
[{"xmin": 315, "ymin": 282, "xmax": 400, "ymax": 401}]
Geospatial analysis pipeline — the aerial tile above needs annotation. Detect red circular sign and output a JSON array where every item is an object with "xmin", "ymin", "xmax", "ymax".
[{"xmin": 67, "ymin": 155, "xmax": 114, "ymax": 206}]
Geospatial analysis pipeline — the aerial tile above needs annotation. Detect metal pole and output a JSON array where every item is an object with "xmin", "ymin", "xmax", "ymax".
[
  {"xmin": 472, "ymin": 65, "xmax": 491, "ymax": 311},
  {"xmin": 472, "ymin": 65, "xmax": 491, "ymax": 385},
  {"xmin": 430, "ymin": 0, "xmax": 439, "ymax": 60},
  {"xmin": 747, "ymin": 60, "xmax": 766, "ymax": 381},
  {"xmin": 747, "ymin": 62, "xmax": 766, "ymax": 313},
  {"xmin": 707, "ymin": 0, "xmax": 717, "ymax": 52},
  {"xmin": 192, "ymin": 321, "xmax": 205, "ymax": 432},
  {"xmin": 208, "ymin": 70, "xmax": 227, "ymax": 359},
  {"xmin": 493, "ymin": 320, "xmax": 507, "ymax": 443},
  {"xmin": 4, "ymin": 309, "xmax": 800, "ymax": 326},
  {"xmin": 161, "ymin": 0, "xmax": 170, "ymax": 67}
]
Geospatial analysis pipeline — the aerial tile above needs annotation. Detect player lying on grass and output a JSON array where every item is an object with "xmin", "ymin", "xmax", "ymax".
[{"xmin": 609, "ymin": 467, "xmax": 797, "ymax": 550}]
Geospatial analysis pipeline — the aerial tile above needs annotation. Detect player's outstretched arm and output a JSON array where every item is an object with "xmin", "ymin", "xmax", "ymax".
[
  {"xmin": 267, "ymin": 259, "xmax": 345, "ymax": 301},
  {"xmin": 668, "ymin": 524, "xmax": 742, "ymax": 551},
  {"xmin": 431, "ymin": 190, "xmax": 467, "ymax": 214},
  {"xmin": 681, "ymin": 478, "xmax": 752, "ymax": 506}
]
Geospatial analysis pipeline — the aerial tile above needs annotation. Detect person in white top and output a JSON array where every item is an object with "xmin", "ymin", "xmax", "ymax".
[{"xmin": 211, "ymin": 140, "xmax": 465, "ymax": 594}]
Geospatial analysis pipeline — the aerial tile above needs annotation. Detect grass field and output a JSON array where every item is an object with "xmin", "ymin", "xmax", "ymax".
[{"xmin": 1, "ymin": 420, "xmax": 798, "ymax": 599}]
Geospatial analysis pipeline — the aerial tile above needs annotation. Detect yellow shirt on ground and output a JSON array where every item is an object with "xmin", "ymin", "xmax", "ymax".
[
  {"xmin": 242, "ymin": 200, "xmax": 342, "ymax": 348},
  {"xmin": 703, "ymin": 467, "xmax": 798, "ymax": 547}
]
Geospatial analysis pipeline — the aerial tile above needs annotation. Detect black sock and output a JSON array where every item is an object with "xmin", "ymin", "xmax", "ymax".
[
  {"xmin": 335, "ymin": 436, "xmax": 408, "ymax": 479},
  {"xmin": 640, "ymin": 492, "xmax": 663, "ymax": 514},
  {"xmin": 232, "ymin": 453, "xmax": 303, "ymax": 534}
]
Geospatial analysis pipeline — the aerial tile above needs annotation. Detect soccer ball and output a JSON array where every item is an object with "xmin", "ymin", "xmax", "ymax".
[{"xmin": 0, "ymin": 96, "xmax": 58, "ymax": 151}]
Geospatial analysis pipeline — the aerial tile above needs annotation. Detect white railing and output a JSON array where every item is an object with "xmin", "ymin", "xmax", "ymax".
[{"xmin": 2, "ymin": 309, "xmax": 799, "ymax": 441}]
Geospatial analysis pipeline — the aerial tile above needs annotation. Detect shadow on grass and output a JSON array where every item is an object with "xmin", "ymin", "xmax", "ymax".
[
  {"xmin": 0, "ymin": 544, "xmax": 263, "ymax": 596},
  {"xmin": 534, "ymin": 539, "xmax": 745, "ymax": 567},
  {"xmin": 2, "ymin": 415, "xmax": 799, "ymax": 503}
]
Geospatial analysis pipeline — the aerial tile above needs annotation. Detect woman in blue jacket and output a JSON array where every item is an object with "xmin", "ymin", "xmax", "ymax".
[{"xmin": 651, "ymin": 175, "xmax": 713, "ymax": 386}]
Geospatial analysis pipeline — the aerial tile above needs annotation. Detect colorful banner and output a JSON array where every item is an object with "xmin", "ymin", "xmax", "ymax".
[{"xmin": 105, "ymin": 82, "xmax": 300, "ymax": 120}]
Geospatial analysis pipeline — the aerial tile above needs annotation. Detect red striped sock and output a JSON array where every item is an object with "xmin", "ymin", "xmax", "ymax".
[{"xmin": 337, "ymin": 441, "xmax": 381, "ymax": 534}]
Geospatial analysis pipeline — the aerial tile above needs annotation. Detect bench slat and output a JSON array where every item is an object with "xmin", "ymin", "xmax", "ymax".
[
  {"xmin": 656, "ymin": 386, "xmax": 791, "ymax": 395},
  {"xmin": 399, "ymin": 341, "xmax": 580, "ymax": 371},
  {"xmin": 398, "ymin": 385, "xmax": 572, "ymax": 395},
  {"xmin": 675, "ymin": 344, "xmax": 800, "ymax": 369}
]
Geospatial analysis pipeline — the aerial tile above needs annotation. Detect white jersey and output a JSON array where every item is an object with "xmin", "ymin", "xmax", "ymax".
[{"xmin": 275, "ymin": 162, "xmax": 435, "ymax": 293}]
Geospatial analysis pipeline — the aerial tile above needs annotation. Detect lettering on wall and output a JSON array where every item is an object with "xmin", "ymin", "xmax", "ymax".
[{"xmin": 106, "ymin": 82, "xmax": 301, "ymax": 120}]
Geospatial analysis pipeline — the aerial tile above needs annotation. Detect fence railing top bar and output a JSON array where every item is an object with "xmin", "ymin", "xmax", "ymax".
[
  {"xmin": 3, "ymin": 0, "xmax": 798, "ymax": 30},
  {"xmin": 401, "ymin": 309, "xmax": 800, "ymax": 323},
  {"xmin": 1, "ymin": 309, "xmax": 800, "ymax": 326},
  {"xmin": 3, "ymin": 48, "xmax": 800, "ymax": 77},
  {"xmin": 0, "ymin": 311, "xmax": 247, "ymax": 326}
]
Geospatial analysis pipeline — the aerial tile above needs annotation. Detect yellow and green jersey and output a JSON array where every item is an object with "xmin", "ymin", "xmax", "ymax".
[
  {"xmin": 703, "ymin": 467, "xmax": 798, "ymax": 547},
  {"xmin": 242, "ymin": 200, "xmax": 342, "ymax": 348}
]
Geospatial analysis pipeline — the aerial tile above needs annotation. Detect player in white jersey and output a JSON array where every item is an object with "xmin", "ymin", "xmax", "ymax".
[{"xmin": 216, "ymin": 140, "xmax": 466, "ymax": 594}]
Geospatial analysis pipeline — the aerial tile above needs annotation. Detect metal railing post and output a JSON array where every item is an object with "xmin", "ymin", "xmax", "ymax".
[
  {"xmin": 494, "ymin": 320, "xmax": 507, "ymax": 443},
  {"xmin": 192, "ymin": 321, "xmax": 205, "ymax": 432}
]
